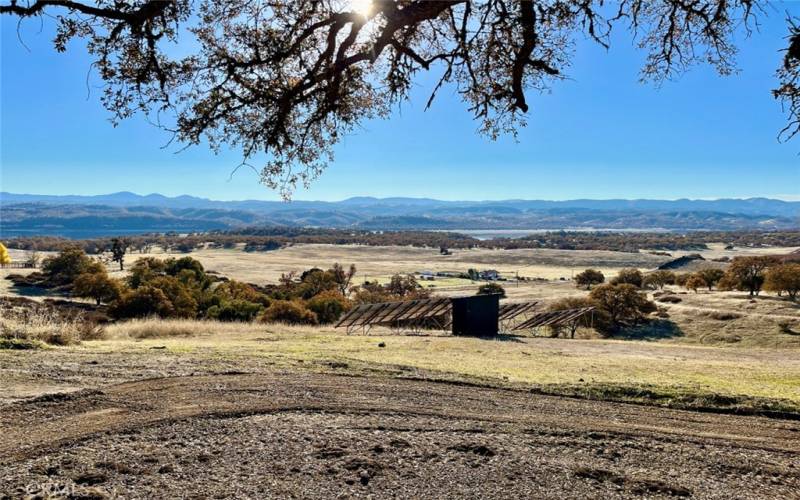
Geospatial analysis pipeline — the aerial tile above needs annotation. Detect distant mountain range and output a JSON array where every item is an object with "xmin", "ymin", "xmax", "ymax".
[
  {"xmin": 1, "ymin": 192, "xmax": 799, "ymax": 238},
  {"xmin": 3, "ymin": 191, "xmax": 800, "ymax": 215}
]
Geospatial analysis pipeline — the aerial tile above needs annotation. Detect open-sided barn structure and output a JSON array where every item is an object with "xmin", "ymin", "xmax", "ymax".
[{"xmin": 336, "ymin": 295, "xmax": 592, "ymax": 337}]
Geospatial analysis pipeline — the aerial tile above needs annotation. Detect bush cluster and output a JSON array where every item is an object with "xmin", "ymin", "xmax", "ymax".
[
  {"xmin": 351, "ymin": 274, "xmax": 431, "ymax": 304},
  {"xmin": 549, "ymin": 283, "xmax": 657, "ymax": 337},
  {"xmin": 37, "ymin": 247, "xmax": 359, "ymax": 324}
]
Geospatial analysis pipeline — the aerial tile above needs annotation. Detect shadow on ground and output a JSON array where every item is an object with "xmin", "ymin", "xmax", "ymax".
[{"xmin": 611, "ymin": 320, "xmax": 684, "ymax": 341}]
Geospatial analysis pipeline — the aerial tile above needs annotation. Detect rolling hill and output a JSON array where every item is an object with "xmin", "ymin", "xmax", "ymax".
[{"xmin": 1, "ymin": 192, "xmax": 798, "ymax": 238}]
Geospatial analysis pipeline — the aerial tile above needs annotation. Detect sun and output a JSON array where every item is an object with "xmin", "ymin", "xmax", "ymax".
[{"xmin": 350, "ymin": 0, "xmax": 372, "ymax": 18}]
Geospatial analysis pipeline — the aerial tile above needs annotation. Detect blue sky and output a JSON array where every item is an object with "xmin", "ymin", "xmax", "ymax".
[{"xmin": 1, "ymin": 6, "xmax": 799, "ymax": 202}]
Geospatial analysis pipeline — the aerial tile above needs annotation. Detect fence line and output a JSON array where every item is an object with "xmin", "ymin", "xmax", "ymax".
[{"xmin": 0, "ymin": 263, "xmax": 37, "ymax": 269}]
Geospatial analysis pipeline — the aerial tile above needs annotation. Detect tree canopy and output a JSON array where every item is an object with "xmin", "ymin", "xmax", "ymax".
[{"xmin": 3, "ymin": 1, "xmax": 797, "ymax": 196}]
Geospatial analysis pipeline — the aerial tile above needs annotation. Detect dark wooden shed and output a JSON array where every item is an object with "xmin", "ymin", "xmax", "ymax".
[{"xmin": 450, "ymin": 294, "xmax": 500, "ymax": 336}]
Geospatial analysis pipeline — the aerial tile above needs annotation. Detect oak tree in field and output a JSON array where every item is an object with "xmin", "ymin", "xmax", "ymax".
[
  {"xmin": 42, "ymin": 246, "xmax": 104, "ymax": 286},
  {"xmin": 329, "ymin": 263, "xmax": 358, "ymax": 296},
  {"xmin": 589, "ymin": 283, "xmax": 655, "ymax": 331},
  {"xmin": 610, "ymin": 268, "xmax": 644, "ymax": 288},
  {"xmin": 2, "ymin": 1, "xmax": 798, "ymax": 196},
  {"xmin": 720, "ymin": 256, "xmax": 779, "ymax": 296},
  {"xmin": 110, "ymin": 237, "xmax": 129, "ymax": 271},
  {"xmin": 684, "ymin": 274, "xmax": 707, "ymax": 293},
  {"xmin": 110, "ymin": 286, "xmax": 176, "ymax": 319},
  {"xmin": 574, "ymin": 269, "xmax": 604, "ymax": 290},
  {"xmin": 674, "ymin": 272, "xmax": 691, "ymax": 287},
  {"xmin": 695, "ymin": 268, "xmax": 725, "ymax": 291},
  {"xmin": 764, "ymin": 262, "xmax": 800, "ymax": 300},
  {"xmin": 642, "ymin": 270, "xmax": 674, "ymax": 290},
  {"xmin": 73, "ymin": 270, "xmax": 124, "ymax": 305}
]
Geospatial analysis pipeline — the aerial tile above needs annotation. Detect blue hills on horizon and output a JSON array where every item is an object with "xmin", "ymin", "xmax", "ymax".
[
  {"xmin": 1, "ymin": 191, "xmax": 799, "ymax": 238},
  {"xmin": 2, "ymin": 191, "xmax": 799, "ymax": 216}
]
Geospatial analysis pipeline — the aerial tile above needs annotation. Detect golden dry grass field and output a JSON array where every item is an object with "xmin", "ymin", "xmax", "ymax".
[
  {"xmin": 116, "ymin": 243, "xmax": 677, "ymax": 282},
  {"xmin": 2, "ymin": 242, "xmax": 800, "ymax": 498},
  {"xmin": 2, "ymin": 242, "xmax": 799, "ymax": 406},
  {"xmin": 93, "ymin": 321, "xmax": 800, "ymax": 402}
]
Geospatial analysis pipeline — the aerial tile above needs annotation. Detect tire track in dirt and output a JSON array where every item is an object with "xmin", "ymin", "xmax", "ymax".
[{"xmin": 2, "ymin": 372, "xmax": 799, "ymax": 498}]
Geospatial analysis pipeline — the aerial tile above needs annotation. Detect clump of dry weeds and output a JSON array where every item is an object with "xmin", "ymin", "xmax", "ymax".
[
  {"xmin": 706, "ymin": 311, "xmax": 742, "ymax": 321},
  {"xmin": 104, "ymin": 317, "xmax": 326, "ymax": 339},
  {"xmin": 108, "ymin": 318, "xmax": 200, "ymax": 339},
  {"xmin": 0, "ymin": 303, "xmax": 105, "ymax": 346}
]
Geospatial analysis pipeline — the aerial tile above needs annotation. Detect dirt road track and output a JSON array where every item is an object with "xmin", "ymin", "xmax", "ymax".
[{"xmin": 1, "ymin": 372, "xmax": 799, "ymax": 499}]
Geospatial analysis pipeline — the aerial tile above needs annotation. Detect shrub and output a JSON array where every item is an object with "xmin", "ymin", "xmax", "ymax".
[
  {"xmin": 128, "ymin": 256, "xmax": 211, "ymax": 290},
  {"xmin": 145, "ymin": 276, "xmax": 199, "ymax": 318},
  {"xmin": 477, "ymin": 282, "xmax": 506, "ymax": 298},
  {"xmin": 674, "ymin": 273, "xmax": 691, "ymax": 287},
  {"xmin": 127, "ymin": 257, "xmax": 168, "ymax": 288},
  {"xmin": 0, "ymin": 306, "xmax": 101, "ymax": 346},
  {"xmin": 386, "ymin": 274, "xmax": 430, "ymax": 299},
  {"xmin": 656, "ymin": 295, "xmax": 682, "ymax": 303},
  {"xmin": 610, "ymin": 268, "xmax": 644, "ymax": 288},
  {"xmin": 260, "ymin": 300, "xmax": 318, "ymax": 325},
  {"xmin": 642, "ymin": 270, "xmax": 675, "ymax": 290},
  {"xmin": 206, "ymin": 299, "xmax": 264, "ymax": 322},
  {"xmin": 165, "ymin": 256, "xmax": 207, "ymax": 281},
  {"xmin": 696, "ymin": 268, "xmax": 725, "ymax": 290},
  {"xmin": 684, "ymin": 275, "xmax": 707, "ymax": 293},
  {"xmin": 213, "ymin": 280, "xmax": 271, "ymax": 306},
  {"xmin": 109, "ymin": 286, "xmax": 175, "ymax": 319},
  {"xmin": 295, "ymin": 268, "xmax": 339, "ymax": 299},
  {"xmin": 41, "ymin": 246, "xmax": 103, "ymax": 286},
  {"xmin": 73, "ymin": 271, "xmax": 124, "ymax": 305},
  {"xmin": 574, "ymin": 269, "xmax": 605, "ymax": 289},
  {"xmin": 708, "ymin": 311, "xmax": 742, "ymax": 321},
  {"xmin": 352, "ymin": 275, "xmax": 431, "ymax": 304},
  {"xmin": 546, "ymin": 296, "xmax": 608, "ymax": 337},
  {"xmin": 307, "ymin": 290, "xmax": 351, "ymax": 324},
  {"xmin": 109, "ymin": 318, "xmax": 199, "ymax": 339}
]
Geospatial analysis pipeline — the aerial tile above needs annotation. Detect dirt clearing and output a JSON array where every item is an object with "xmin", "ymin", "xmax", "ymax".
[{"xmin": 1, "ymin": 371, "xmax": 798, "ymax": 499}]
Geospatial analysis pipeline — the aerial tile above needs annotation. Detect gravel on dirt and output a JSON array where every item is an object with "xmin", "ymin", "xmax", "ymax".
[{"xmin": 1, "ymin": 371, "xmax": 799, "ymax": 499}]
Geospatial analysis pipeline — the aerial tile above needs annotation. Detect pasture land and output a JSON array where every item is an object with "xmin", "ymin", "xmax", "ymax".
[
  {"xmin": 117, "ymin": 243, "xmax": 673, "ymax": 282},
  {"xmin": 2, "ymin": 321, "xmax": 798, "ymax": 411},
  {"xmin": 1, "ymin": 327, "xmax": 799, "ymax": 497},
  {"xmin": 2, "ymin": 242, "xmax": 800, "ymax": 497}
]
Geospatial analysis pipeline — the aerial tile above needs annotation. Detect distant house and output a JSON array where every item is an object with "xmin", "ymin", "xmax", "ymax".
[
  {"xmin": 418, "ymin": 270, "xmax": 436, "ymax": 281},
  {"xmin": 479, "ymin": 270, "xmax": 500, "ymax": 281}
]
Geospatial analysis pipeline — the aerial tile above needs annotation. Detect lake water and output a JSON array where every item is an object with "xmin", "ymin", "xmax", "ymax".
[
  {"xmin": 437, "ymin": 228, "xmax": 670, "ymax": 240},
  {"xmin": 1, "ymin": 227, "xmax": 672, "ymax": 241}
]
